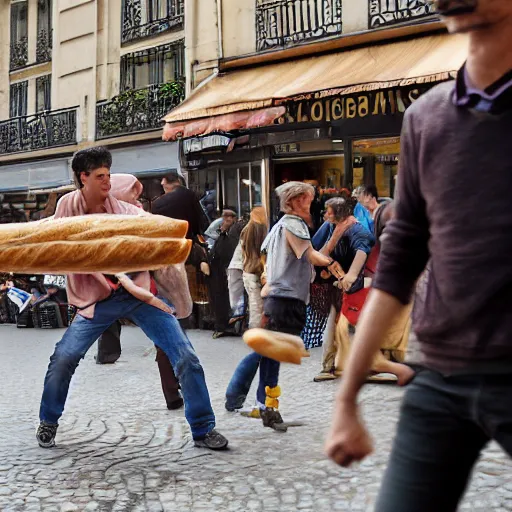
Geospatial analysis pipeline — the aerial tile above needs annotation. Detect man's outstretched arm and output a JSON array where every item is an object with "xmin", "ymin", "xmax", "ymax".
[
  {"xmin": 325, "ymin": 112, "xmax": 430, "ymax": 467},
  {"xmin": 325, "ymin": 290, "xmax": 406, "ymax": 466}
]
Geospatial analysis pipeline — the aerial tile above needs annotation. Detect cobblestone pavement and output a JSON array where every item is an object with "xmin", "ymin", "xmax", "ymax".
[{"xmin": 0, "ymin": 325, "xmax": 511, "ymax": 511}]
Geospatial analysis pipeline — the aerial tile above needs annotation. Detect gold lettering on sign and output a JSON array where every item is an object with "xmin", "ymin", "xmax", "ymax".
[
  {"xmin": 325, "ymin": 99, "xmax": 331, "ymax": 122},
  {"xmin": 388, "ymin": 90, "xmax": 396, "ymax": 114},
  {"xmin": 346, "ymin": 98, "xmax": 357, "ymax": 119},
  {"xmin": 311, "ymin": 101, "xmax": 324, "ymax": 121},
  {"xmin": 373, "ymin": 91, "xmax": 387, "ymax": 115},
  {"xmin": 358, "ymin": 96, "xmax": 369, "ymax": 118},
  {"xmin": 409, "ymin": 89, "xmax": 421, "ymax": 103},
  {"xmin": 396, "ymin": 90, "xmax": 406, "ymax": 113},
  {"xmin": 295, "ymin": 102, "xmax": 301, "ymax": 122},
  {"xmin": 279, "ymin": 85, "xmax": 431, "ymax": 125},
  {"xmin": 331, "ymin": 98, "xmax": 343, "ymax": 120}
]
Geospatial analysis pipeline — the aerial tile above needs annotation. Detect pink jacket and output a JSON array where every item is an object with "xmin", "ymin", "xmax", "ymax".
[{"xmin": 54, "ymin": 189, "xmax": 151, "ymax": 318}]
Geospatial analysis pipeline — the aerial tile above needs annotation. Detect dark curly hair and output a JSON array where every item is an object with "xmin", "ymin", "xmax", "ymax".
[{"xmin": 71, "ymin": 147, "xmax": 112, "ymax": 189}]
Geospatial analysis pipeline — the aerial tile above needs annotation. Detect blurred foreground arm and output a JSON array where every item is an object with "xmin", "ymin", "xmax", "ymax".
[
  {"xmin": 325, "ymin": 290, "xmax": 406, "ymax": 467},
  {"xmin": 325, "ymin": 112, "xmax": 430, "ymax": 467}
]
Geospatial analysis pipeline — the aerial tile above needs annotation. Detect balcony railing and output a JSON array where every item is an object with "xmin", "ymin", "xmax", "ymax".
[
  {"xmin": 36, "ymin": 29, "xmax": 53, "ymax": 64},
  {"xmin": 96, "ymin": 81, "xmax": 185, "ymax": 140},
  {"xmin": 256, "ymin": 0, "xmax": 342, "ymax": 51},
  {"xmin": 0, "ymin": 107, "xmax": 78, "ymax": 155},
  {"xmin": 10, "ymin": 37, "xmax": 29, "ymax": 71},
  {"xmin": 368, "ymin": 0, "xmax": 435, "ymax": 28},
  {"xmin": 122, "ymin": 0, "xmax": 184, "ymax": 44}
]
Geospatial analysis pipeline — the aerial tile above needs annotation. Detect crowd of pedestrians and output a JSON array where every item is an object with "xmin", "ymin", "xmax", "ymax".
[{"xmin": 1, "ymin": 3, "xmax": 510, "ymax": 509}]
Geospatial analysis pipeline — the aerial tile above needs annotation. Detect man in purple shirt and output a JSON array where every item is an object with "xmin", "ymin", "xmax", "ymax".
[{"xmin": 326, "ymin": 1, "xmax": 512, "ymax": 510}]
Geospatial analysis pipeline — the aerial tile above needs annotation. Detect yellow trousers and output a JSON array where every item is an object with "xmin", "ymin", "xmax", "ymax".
[{"xmin": 321, "ymin": 303, "xmax": 412, "ymax": 373}]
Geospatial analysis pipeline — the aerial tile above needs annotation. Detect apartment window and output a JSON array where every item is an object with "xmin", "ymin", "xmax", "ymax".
[
  {"xmin": 10, "ymin": 0, "xmax": 29, "ymax": 70},
  {"xmin": 256, "ymin": 0, "xmax": 342, "ymax": 51},
  {"xmin": 368, "ymin": 0, "xmax": 435, "ymax": 28},
  {"xmin": 36, "ymin": 0, "xmax": 53, "ymax": 63},
  {"xmin": 120, "ymin": 41, "xmax": 184, "ymax": 91},
  {"xmin": 36, "ymin": 75, "xmax": 52, "ymax": 112},
  {"xmin": 121, "ymin": 0, "xmax": 184, "ymax": 44},
  {"xmin": 9, "ymin": 81, "xmax": 28, "ymax": 118}
]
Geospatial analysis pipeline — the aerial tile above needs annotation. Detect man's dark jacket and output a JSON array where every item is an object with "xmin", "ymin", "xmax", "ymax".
[{"xmin": 151, "ymin": 186, "xmax": 208, "ymax": 240}]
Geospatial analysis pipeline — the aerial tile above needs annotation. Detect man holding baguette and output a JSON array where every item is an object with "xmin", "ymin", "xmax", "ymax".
[{"xmin": 36, "ymin": 147, "xmax": 228, "ymax": 451}]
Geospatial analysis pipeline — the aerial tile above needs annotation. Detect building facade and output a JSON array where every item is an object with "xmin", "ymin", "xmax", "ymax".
[
  {"xmin": 0, "ymin": 0, "xmax": 185, "ymax": 220},
  {"xmin": 165, "ymin": 0, "xmax": 467, "ymax": 222}
]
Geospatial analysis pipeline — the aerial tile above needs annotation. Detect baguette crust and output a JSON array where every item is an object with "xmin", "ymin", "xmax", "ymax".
[
  {"xmin": 243, "ymin": 328, "xmax": 309, "ymax": 365},
  {"xmin": 0, "ymin": 236, "xmax": 192, "ymax": 274},
  {"xmin": 0, "ymin": 214, "xmax": 188, "ymax": 245}
]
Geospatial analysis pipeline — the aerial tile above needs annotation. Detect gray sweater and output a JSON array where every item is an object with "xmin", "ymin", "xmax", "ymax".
[{"xmin": 373, "ymin": 81, "xmax": 512, "ymax": 374}]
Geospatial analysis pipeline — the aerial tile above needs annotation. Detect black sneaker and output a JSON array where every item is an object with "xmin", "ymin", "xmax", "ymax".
[
  {"xmin": 261, "ymin": 408, "xmax": 288, "ymax": 432},
  {"xmin": 36, "ymin": 421, "xmax": 58, "ymax": 448},
  {"xmin": 194, "ymin": 429, "xmax": 229, "ymax": 450}
]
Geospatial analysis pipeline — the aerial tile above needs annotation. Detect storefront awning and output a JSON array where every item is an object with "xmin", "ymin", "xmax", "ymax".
[
  {"xmin": 0, "ymin": 158, "xmax": 72, "ymax": 193},
  {"xmin": 162, "ymin": 33, "xmax": 467, "ymax": 140},
  {"xmin": 163, "ymin": 106, "xmax": 285, "ymax": 141}
]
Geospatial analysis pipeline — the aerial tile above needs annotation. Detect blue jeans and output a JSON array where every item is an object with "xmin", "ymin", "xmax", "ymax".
[
  {"xmin": 225, "ymin": 352, "xmax": 262, "ymax": 409},
  {"xmin": 39, "ymin": 288, "xmax": 215, "ymax": 439}
]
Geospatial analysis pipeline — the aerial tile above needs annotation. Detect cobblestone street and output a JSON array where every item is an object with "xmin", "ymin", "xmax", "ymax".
[{"xmin": 0, "ymin": 325, "xmax": 511, "ymax": 511}]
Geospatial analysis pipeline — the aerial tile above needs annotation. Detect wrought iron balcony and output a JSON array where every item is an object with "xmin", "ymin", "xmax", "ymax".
[
  {"xmin": 122, "ymin": 0, "xmax": 184, "ymax": 44},
  {"xmin": 36, "ymin": 29, "xmax": 53, "ymax": 64},
  {"xmin": 10, "ymin": 37, "xmax": 29, "ymax": 71},
  {"xmin": 256, "ymin": 0, "xmax": 342, "ymax": 51},
  {"xmin": 96, "ymin": 81, "xmax": 185, "ymax": 140},
  {"xmin": 369, "ymin": 0, "xmax": 435, "ymax": 28},
  {"xmin": 0, "ymin": 107, "xmax": 78, "ymax": 155}
]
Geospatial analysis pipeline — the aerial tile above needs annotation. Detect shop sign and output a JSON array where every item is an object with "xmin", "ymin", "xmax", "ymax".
[
  {"xmin": 183, "ymin": 134, "xmax": 231, "ymax": 154},
  {"xmin": 274, "ymin": 143, "xmax": 300, "ymax": 154},
  {"xmin": 277, "ymin": 84, "xmax": 434, "ymax": 125}
]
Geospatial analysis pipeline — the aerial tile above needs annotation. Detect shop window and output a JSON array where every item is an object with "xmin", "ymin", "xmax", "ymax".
[
  {"xmin": 222, "ymin": 168, "xmax": 239, "ymax": 214},
  {"xmin": 352, "ymin": 137, "xmax": 401, "ymax": 198},
  {"xmin": 220, "ymin": 164, "xmax": 263, "ymax": 219},
  {"xmin": 273, "ymin": 156, "xmax": 345, "ymax": 192},
  {"xmin": 249, "ymin": 163, "xmax": 262, "ymax": 207},
  {"xmin": 188, "ymin": 169, "xmax": 219, "ymax": 222}
]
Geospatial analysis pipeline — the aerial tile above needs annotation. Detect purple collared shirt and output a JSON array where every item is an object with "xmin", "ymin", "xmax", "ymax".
[{"xmin": 453, "ymin": 64, "xmax": 512, "ymax": 113}]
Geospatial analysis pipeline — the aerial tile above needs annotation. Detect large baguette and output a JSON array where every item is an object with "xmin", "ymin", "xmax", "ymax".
[
  {"xmin": 0, "ymin": 236, "xmax": 192, "ymax": 274},
  {"xmin": 243, "ymin": 328, "xmax": 310, "ymax": 365},
  {"xmin": 0, "ymin": 214, "xmax": 188, "ymax": 245}
]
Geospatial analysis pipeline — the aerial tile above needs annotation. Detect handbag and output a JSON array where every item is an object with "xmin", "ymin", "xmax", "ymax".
[{"xmin": 341, "ymin": 287, "xmax": 370, "ymax": 326}]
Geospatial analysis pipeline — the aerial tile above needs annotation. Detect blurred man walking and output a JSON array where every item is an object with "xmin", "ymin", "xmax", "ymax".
[{"xmin": 326, "ymin": 1, "xmax": 512, "ymax": 510}]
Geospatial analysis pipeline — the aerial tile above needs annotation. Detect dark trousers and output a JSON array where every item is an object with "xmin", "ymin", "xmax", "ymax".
[
  {"xmin": 256, "ymin": 297, "xmax": 307, "ymax": 405},
  {"xmin": 375, "ymin": 369, "xmax": 512, "ymax": 512},
  {"xmin": 97, "ymin": 320, "xmax": 181, "ymax": 406},
  {"xmin": 96, "ymin": 322, "xmax": 122, "ymax": 363}
]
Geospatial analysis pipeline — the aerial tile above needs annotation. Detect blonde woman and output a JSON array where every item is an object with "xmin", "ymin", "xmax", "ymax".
[{"xmin": 240, "ymin": 206, "xmax": 268, "ymax": 329}]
